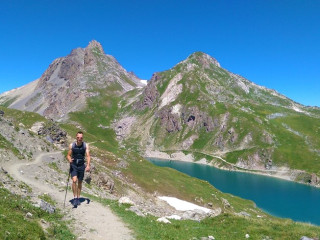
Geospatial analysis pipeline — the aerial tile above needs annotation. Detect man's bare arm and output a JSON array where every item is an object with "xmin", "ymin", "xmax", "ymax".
[
  {"xmin": 67, "ymin": 143, "xmax": 73, "ymax": 163},
  {"xmin": 85, "ymin": 144, "xmax": 90, "ymax": 171}
]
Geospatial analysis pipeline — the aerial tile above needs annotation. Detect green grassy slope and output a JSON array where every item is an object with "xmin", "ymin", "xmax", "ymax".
[
  {"xmin": 57, "ymin": 84, "xmax": 320, "ymax": 238},
  {"xmin": 0, "ymin": 187, "xmax": 74, "ymax": 240},
  {"xmin": 118, "ymin": 52, "xmax": 320, "ymax": 181}
]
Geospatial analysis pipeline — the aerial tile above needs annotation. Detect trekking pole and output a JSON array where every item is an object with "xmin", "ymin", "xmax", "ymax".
[{"xmin": 64, "ymin": 168, "xmax": 71, "ymax": 208}]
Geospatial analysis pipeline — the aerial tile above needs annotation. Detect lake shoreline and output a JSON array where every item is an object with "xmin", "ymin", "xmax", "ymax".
[
  {"xmin": 144, "ymin": 150, "xmax": 318, "ymax": 188},
  {"xmin": 147, "ymin": 152, "xmax": 320, "ymax": 226}
]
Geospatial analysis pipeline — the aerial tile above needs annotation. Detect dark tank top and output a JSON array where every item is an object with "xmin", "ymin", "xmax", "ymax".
[{"xmin": 72, "ymin": 142, "xmax": 86, "ymax": 166}]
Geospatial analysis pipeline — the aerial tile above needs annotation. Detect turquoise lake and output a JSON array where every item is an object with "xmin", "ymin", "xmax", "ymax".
[{"xmin": 147, "ymin": 158, "xmax": 320, "ymax": 226}]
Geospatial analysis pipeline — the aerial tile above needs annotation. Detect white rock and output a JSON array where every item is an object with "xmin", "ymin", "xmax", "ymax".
[
  {"xmin": 171, "ymin": 104, "xmax": 181, "ymax": 115},
  {"xmin": 29, "ymin": 122, "xmax": 45, "ymax": 134},
  {"xmin": 166, "ymin": 215, "xmax": 182, "ymax": 220},
  {"xmin": 245, "ymin": 233, "xmax": 250, "ymax": 238},
  {"xmin": 300, "ymin": 236, "xmax": 315, "ymax": 240},
  {"xmin": 208, "ymin": 236, "xmax": 215, "ymax": 240},
  {"xmin": 159, "ymin": 73, "xmax": 183, "ymax": 108},
  {"xmin": 156, "ymin": 217, "xmax": 171, "ymax": 224},
  {"xmin": 118, "ymin": 196, "xmax": 134, "ymax": 205}
]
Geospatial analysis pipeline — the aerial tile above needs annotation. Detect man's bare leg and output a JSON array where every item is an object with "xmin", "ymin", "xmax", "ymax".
[
  {"xmin": 77, "ymin": 180, "xmax": 82, "ymax": 199},
  {"xmin": 72, "ymin": 176, "xmax": 79, "ymax": 206}
]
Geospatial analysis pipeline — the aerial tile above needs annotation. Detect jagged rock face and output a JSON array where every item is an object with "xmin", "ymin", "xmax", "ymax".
[
  {"xmin": 182, "ymin": 106, "xmax": 215, "ymax": 132},
  {"xmin": 155, "ymin": 105, "xmax": 215, "ymax": 134},
  {"xmin": 135, "ymin": 73, "xmax": 160, "ymax": 110},
  {"xmin": 84, "ymin": 41, "xmax": 103, "ymax": 66},
  {"xmin": 310, "ymin": 173, "xmax": 320, "ymax": 185},
  {"xmin": 58, "ymin": 48, "xmax": 85, "ymax": 81},
  {"xmin": 0, "ymin": 40, "xmax": 143, "ymax": 119},
  {"xmin": 157, "ymin": 107, "xmax": 181, "ymax": 133}
]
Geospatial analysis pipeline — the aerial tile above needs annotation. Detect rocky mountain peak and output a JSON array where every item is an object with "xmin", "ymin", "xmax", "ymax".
[
  {"xmin": 187, "ymin": 51, "xmax": 221, "ymax": 68},
  {"xmin": 0, "ymin": 40, "xmax": 143, "ymax": 120},
  {"xmin": 86, "ymin": 40, "xmax": 105, "ymax": 54}
]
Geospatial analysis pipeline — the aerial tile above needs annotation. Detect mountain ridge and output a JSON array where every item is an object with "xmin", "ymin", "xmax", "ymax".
[{"xmin": 0, "ymin": 40, "xmax": 143, "ymax": 120}]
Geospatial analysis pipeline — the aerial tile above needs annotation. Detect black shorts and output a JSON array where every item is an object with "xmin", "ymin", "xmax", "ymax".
[{"xmin": 70, "ymin": 164, "xmax": 86, "ymax": 181}]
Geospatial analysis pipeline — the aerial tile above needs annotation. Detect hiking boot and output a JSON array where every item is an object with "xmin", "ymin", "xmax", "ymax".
[{"xmin": 73, "ymin": 198, "xmax": 78, "ymax": 207}]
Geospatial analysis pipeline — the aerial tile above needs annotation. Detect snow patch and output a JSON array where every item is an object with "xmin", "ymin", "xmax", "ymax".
[
  {"xmin": 140, "ymin": 80, "xmax": 147, "ymax": 85},
  {"xmin": 158, "ymin": 196, "xmax": 211, "ymax": 213}
]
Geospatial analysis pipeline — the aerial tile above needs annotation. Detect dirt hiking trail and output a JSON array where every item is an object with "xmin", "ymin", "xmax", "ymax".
[{"xmin": 4, "ymin": 151, "xmax": 134, "ymax": 240}]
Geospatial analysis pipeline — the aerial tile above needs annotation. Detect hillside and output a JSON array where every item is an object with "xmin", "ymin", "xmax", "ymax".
[
  {"xmin": 115, "ymin": 51, "xmax": 320, "ymax": 184},
  {"xmin": 1, "ymin": 106, "xmax": 320, "ymax": 239}
]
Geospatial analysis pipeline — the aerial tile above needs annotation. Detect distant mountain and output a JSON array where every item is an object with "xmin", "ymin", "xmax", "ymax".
[
  {"xmin": 115, "ymin": 52, "xmax": 320, "ymax": 182},
  {"xmin": 0, "ymin": 40, "xmax": 143, "ymax": 119}
]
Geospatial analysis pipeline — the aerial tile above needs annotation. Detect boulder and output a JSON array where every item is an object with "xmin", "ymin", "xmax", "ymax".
[
  {"xmin": 97, "ymin": 172, "xmax": 114, "ymax": 193},
  {"xmin": 39, "ymin": 200, "xmax": 55, "ymax": 214},
  {"xmin": 222, "ymin": 198, "xmax": 231, "ymax": 208},
  {"xmin": 239, "ymin": 211, "xmax": 251, "ymax": 217},
  {"xmin": 310, "ymin": 173, "xmax": 320, "ymax": 185},
  {"xmin": 166, "ymin": 215, "xmax": 182, "ymax": 220},
  {"xmin": 119, "ymin": 196, "xmax": 134, "ymax": 205},
  {"xmin": 300, "ymin": 237, "xmax": 317, "ymax": 240},
  {"xmin": 182, "ymin": 209, "xmax": 207, "ymax": 221},
  {"xmin": 36, "ymin": 120, "xmax": 67, "ymax": 146},
  {"xmin": 156, "ymin": 217, "xmax": 171, "ymax": 224},
  {"xmin": 29, "ymin": 122, "xmax": 45, "ymax": 134}
]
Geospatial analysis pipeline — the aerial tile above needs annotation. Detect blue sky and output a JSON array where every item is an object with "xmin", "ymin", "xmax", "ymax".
[{"xmin": 1, "ymin": 0, "xmax": 319, "ymax": 106}]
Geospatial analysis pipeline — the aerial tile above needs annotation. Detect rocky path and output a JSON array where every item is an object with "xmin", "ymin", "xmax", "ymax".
[{"xmin": 4, "ymin": 151, "xmax": 134, "ymax": 240}]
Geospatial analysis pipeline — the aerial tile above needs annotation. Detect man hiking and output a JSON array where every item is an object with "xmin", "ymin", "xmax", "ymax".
[{"xmin": 67, "ymin": 131, "xmax": 91, "ymax": 207}]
